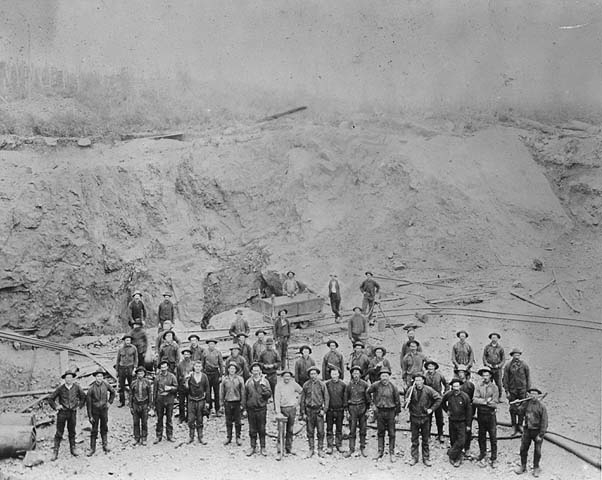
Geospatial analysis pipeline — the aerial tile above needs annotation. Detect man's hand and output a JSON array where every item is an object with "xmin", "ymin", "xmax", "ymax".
[
  {"xmin": 56, "ymin": 405, "xmax": 64, "ymax": 411},
  {"xmin": 426, "ymin": 408, "xmax": 433, "ymax": 415},
  {"xmin": 536, "ymin": 434, "xmax": 544, "ymax": 442},
  {"xmin": 466, "ymin": 426, "xmax": 471, "ymax": 431}
]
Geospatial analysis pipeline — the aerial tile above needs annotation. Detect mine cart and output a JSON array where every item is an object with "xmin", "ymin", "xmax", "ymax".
[{"xmin": 252, "ymin": 292, "xmax": 325, "ymax": 328}]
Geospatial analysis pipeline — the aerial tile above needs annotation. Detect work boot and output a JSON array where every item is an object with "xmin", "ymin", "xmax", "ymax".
[
  {"xmin": 490, "ymin": 459, "xmax": 497, "ymax": 469},
  {"xmin": 326, "ymin": 446, "xmax": 333, "ymax": 455},
  {"xmin": 69, "ymin": 439, "xmax": 79, "ymax": 457},
  {"xmin": 87, "ymin": 438, "xmax": 96, "ymax": 457},
  {"xmin": 344, "ymin": 439, "xmax": 355, "ymax": 458},
  {"xmin": 236, "ymin": 437, "xmax": 242, "ymax": 446},
  {"xmin": 101, "ymin": 435, "xmax": 111, "ymax": 453},
  {"xmin": 153, "ymin": 437, "xmax": 162, "ymax": 444},
  {"xmin": 188, "ymin": 428, "xmax": 196, "ymax": 444},
  {"xmin": 141, "ymin": 438, "xmax": 147, "ymax": 446},
  {"xmin": 166, "ymin": 436, "xmax": 175, "ymax": 442},
  {"xmin": 360, "ymin": 448, "xmax": 368, "ymax": 457},
  {"xmin": 389, "ymin": 439, "xmax": 396, "ymax": 462},
  {"xmin": 408, "ymin": 458, "xmax": 418, "ymax": 466},
  {"xmin": 423, "ymin": 458, "xmax": 432, "ymax": 467},
  {"xmin": 260, "ymin": 446, "xmax": 267, "ymax": 456},
  {"xmin": 223, "ymin": 437, "xmax": 232, "ymax": 445},
  {"xmin": 373, "ymin": 437, "xmax": 384, "ymax": 460},
  {"xmin": 317, "ymin": 448, "xmax": 324, "ymax": 458},
  {"xmin": 198, "ymin": 427, "xmax": 207, "ymax": 445},
  {"xmin": 50, "ymin": 438, "xmax": 61, "ymax": 461},
  {"xmin": 437, "ymin": 435, "xmax": 444, "ymax": 444},
  {"xmin": 533, "ymin": 467, "xmax": 541, "ymax": 478},
  {"xmin": 514, "ymin": 464, "xmax": 527, "ymax": 475},
  {"xmin": 306, "ymin": 449, "xmax": 314, "ymax": 458},
  {"xmin": 246, "ymin": 447, "xmax": 256, "ymax": 457}
]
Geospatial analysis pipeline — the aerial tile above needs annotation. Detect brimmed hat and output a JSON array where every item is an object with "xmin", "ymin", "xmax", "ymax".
[
  {"xmin": 278, "ymin": 309, "xmax": 288, "ymax": 315},
  {"xmin": 424, "ymin": 360, "xmax": 439, "ymax": 370},
  {"xmin": 61, "ymin": 369, "xmax": 77, "ymax": 379},
  {"xmin": 229, "ymin": 345, "xmax": 241, "ymax": 351},
  {"xmin": 286, "ymin": 271, "xmax": 295, "ymax": 276},
  {"xmin": 280, "ymin": 369, "xmax": 294, "ymax": 376},
  {"xmin": 92, "ymin": 368, "xmax": 106, "ymax": 377},
  {"xmin": 510, "ymin": 347, "xmax": 522, "ymax": 355},
  {"xmin": 412, "ymin": 372, "xmax": 426, "ymax": 380},
  {"xmin": 365, "ymin": 271, "xmax": 373, "ymax": 276},
  {"xmin": 454, "ymin": 364, "xmax": 468, "ymax": 372},
  {"xmin": 159, "ymin": 360, "xmax": 169, "ymax": 367},
  {"xmin": 352, "ymin": 307, "xmax": 363, "ymax": 313},
  {"xmin": 488, "ymin": 332, "xmax": 501, "ymax": 340},
  {"xmin": 237, "ymin": 332, "xmax": 249, "ymax": 338},
  {"xmin": 255, "ymin": 329, "xmax": 267, "ymax": 336},
  {"xmin": 132, "ymin": 319, "xmax": 143, "ymax": 326},
  {"xmin": 135, "ymin": 366, "xmax": 147, "ymax": 374},
  {"xmin": 266, "ymin": 337, "xmax": 274, "ymax": 345},
  {"xmin": 250, "ymin": 362, "xmax": 262, "ymax": 370},
  {"xmin": 162, "ymin": 292, "xmax": 171, "ymax": 297},
  {"xmin": 235, "ymin": 309, "xmax": 244, "ymax": 314},
  {"xmin": 477, "ymin": 366, "xmax": 492, "ymax": 376},
  {"xmin": 206, "ymin": 339, "xmax": 218, "ymax": 345},
  {"xmin": 162, "ymin": 330, "xmax": 175, "ymax": 339},
  {"xmin": 379, "ymin": 367, "xmax": 392, "ymax": 376},
  {"xmin": 326, "ymin": 339, "xmax": 339, "ymax": 348},
  {"xmin": 353, "ymin": 341, "xmax": 365, "ymax": 348},
  {"xmin": 188, "ymin": 334, "xmax": 200, "ymax": 341},
  {"xmin": 122, "ymin": 334, "xmax": 133, "ymax": 341},
  {"xmin": 350, "ymin": 365, "xmax": 362, "ymax": 374},
  {"xmin": 227, "ymin": 362, "xmax": 238, "ymax": 370},
  {"xmin": 299, "ymin": 345, "xmax": 312, "ymax": 354},
  {"xmin": 132, "ymin": 291, "xmax": 142, "ymax": 297},
  {"xmin": 456, "ymin": 330, "xmax": 469, "ymax": 338},
  {"xmin": 527, "ymin": 387, "xmax": 542, "ymax": 395},
  {"xmin": 181, "ymin": 349, "xmax": 192, "ymax": 355},
  {"xmin": 407, "ymin": 340, "xmax": 419, "ymax": 347},
  {"xmin": 450, "ymin": 377, "xmax": 462, "ymax": 386},
  {"xmin": 402, "ymin": 322, "xmax": 421, "ymax": 331},
  {"xmin": 374, "ymin": 346, "xmax": 387, "ymax": 355},
  {"xmin": 307, "ymin": 366, "xmax": 320, "ymax": 375}
]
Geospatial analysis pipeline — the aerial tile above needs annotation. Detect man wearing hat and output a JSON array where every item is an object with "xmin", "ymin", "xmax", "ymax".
[
  {"xmin": 130, "ymin": 319, "xmax": 148, "ymax": 368},
  {"xmin": 367, "ymin": 367, "xmax": 401, "ymax": 462},
  {"xmin": 188, "ymin": 334, "xmax": 205, "ymax": 363},
  {"xmin": 483, "ymin": 333, "xmax": 505, "ymax": 401},
  {"xmin": 228, "ymin": 344, "xmax": 250, "ymax": 381},
  {"xmin": 259, "ymin": 337, "xmax": 281, "ymax": 405},
  {"xmin": 115, "ymin": 334, "xmax": 138, "ymax": 407},
  {"xmin": 515, "ymin": 387, "xmax": 548, "ymax": 477},
  {"xmin": 348, "ymin": 307, "xmax": 367, "ymax": 345},
  {"xmin": 237, "ymin": 332, "xmax": 253, "ymax": 366},
  {"xmin": 252, "ymin": 329, "xmax": 268, "ymax": 362},
  {"xmin": 158, "ymin": 330, "xmax": 180, "ymax": 374},
  {"xmin": 274, "ymin": 369, "xmax": 302, "ymax": 455},
  {"xmin": 177, "ymin": 349, "xmax": 194, "ymax": 422},
  {"xmin": 185, "ymin": 361, "xmax": 210, "ymax": 445},
  {"xmin": 202, "ymin": 339, "xmax": 224, "ymax": 416},
  {"xmin": 229, "ymin": 309, "xmax": 250, "ymax": 339},
  {"xmin": 86, "ymin": 369, "xmax": 116, "ymax": 456},
  {"xmin": 344, "ymin": 365, "xmax": 370, "ymax": 457},
  {"xmin": 360, "ymin": 271, "xmax": 380, "ymax": 323},
  {"xmin": 424, "ymin": 360, "xmax": 448, "ymax": 444},
  {"xmin": 325, "ymin": 367, "xmax": 347, "ymax": 454},
  {"xmin": 128, "ymin": 291, "xmax": 147, "ymax": 328},
  {"xmin": 157, "ymin": 292, "xmax": 175, "ymax": 333},
  {"xmin": 327, "ymin": 274, "xmax": 342, "ymax": 321},
  {"xmin": 295, "ymin": 345, "xmax": 316, "ymax": 386},
  {"xmin": 347, "ymin": 341, "xmax": 370, "ymax": 380},
  {"xmin": 273, "ymin": 309, "xmax": 291, "ymax": 369},
  {"xmin": 407, "ymin": 373, "xmax": 442, "ymax": 467},
  {"xmin": 129, "ymin": 366, "xmax": 153, "ymax": 446},
  {"xmin": 322, "ymin": 340, "xmax": 345, "ymax": 381},
  {"xmin": 153, "ymin": 360, "xmax": 178, "ymax": 443},
  {"xmin": 451, "ymin": 330, "xmax": 475, "ymax": 372},
  {"xmin": 283, "ymin": 271, "xmax": 300, "ymax": 297},
  {"xmin": 244, "ymin": 362, "xmax": 273, "ymax": 456},
  {"xmin": 48, "ymin": 369, "xmax": 87, "ymax": 460},
  {"xmin": 368, "ymin": 347, "xmax": 391, "ymax": 384},
  {"xmin": 300, "ymin": 366, "xmax": 329, "ymax": 457},
  {"xmin": 455, "ymin": 365, "xmax": 475, "ymax": 458},
  {"xmin": 441, "ymin": 378, "xmax": 472, "ymax": 467},
  {"xmin": 401, "ymin": 340, "xmax": 427, "ymax": 387},
  {"xmin": 503, "ymin": 348, "xmax": 531, "ymax": 436},
  {"xmin": 155, "ymin": 320, "xmax": 181, "ymax": 352},
  {"xmin": 220, "ymin": 362, "xmax": 246, "ymax": 446},
  {"xmin": 473, "ymin": 366, "xmax": 499, "ymax": 468},
  {"xmin": 401, "ymin": 323, "xmax": 423, "ymax": 358}
]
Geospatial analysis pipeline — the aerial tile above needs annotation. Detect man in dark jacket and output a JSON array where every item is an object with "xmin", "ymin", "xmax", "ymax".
[
  {"xmin": 327, "ymin": 274, "xmax": 342, "ymax": 321},
  {"xmin": 325, "ymin": 367, "xmax": 346, "ymax": 454},
  {"xmin": 322, "ymin": 340, "xmax": 345, "ymax": 381},
  {"xmin": 259, "ymin": 338, "xmax": 281, "ymax": 405},
  {"xmin": 347, "ymin": 341, "xmax": 370, "ymax": 380},
  {"xmin": 407, "ymin": 373, "xmax": 442, "ymax": 467},
  {"xmin": 220, "ymin": 362, "xmax": 246, "ymax": 446},
  {"xmin": 401, "ymin": 323, "xmax": 423, "ymax": 358},
  {"xmin": 503, "ymin": 348, "xmax": 531, "ymax": 436},
  {"xmin": 130, "ymin": 320, "xmax": 148, "ymax": 368},
  {"xmin": 153, "ymin": 360, "xmax": 178, "ymax": 443},
  {"xmin": 344, "ymin": 366, "xmax": 370, "ymax": 458},
  {"xmin": 424, "ymin": 360, "xmax": 448, "ymax": 444},
  {"xmin": 228, "ymin": 344, "xmax": 250, "ymax": 381},
  {"xmin": 273, "ymin": 309, "xmax": 291, "ymax": 369},
  {"xmin": 188, "ymin": 334, "xmax": 205, "ymax": 363},
  {"xmin": 515, "ymin": 387, "xmax": 548, "ymax": 477},
  {"xmin": 482, "ymin": 332, "xmax": 505, "ymax": 401},
  {"xmin": 473, "ymin": 366, "xmax": 500, "ymax": 468},
  {"xmin": 185, "ymin": 360, "xmax": 210, "ymax": 445},
  {"xmin": 86, "ymin": 369, "xmax": 116, "ymax": 456},
  {"xmin": 229, "ymin": 309, "xmax": 250, "ymax": 339},
  {"xmin": 360, "ymin": 271, "xmax": 380, "ymax": 323},
  {"xmin": 295, "ymin": 345, "xmax": 315, "ymax": 386},
  {"xmin": 159, "ymin": 331, "xmax": 180, "ymax": 374},
  {"xmin": 442, "ymin": 378, "xmax": 472, "ymax": 467},
  {"xmin": 244, "ymin": 362, "xmax": 273, "ymax": 456},
  {"xmin": 252, "ymin": 329, "xmax": 267, "ymax": 362},
  {"xmin": 368, "ymin": 346, "xmax": 392, "ymax": 384},
  {"xmin": 367, "ymin": 367, "xmax": 401, "ymax": 462},
  {"xmin": 129, "ymin": 366, "xmax": 153, "ymax": 446},
  {"xmin": 300, "ymin": 366, "xmax": 329, "ymax": 458},
  {"xmin": 116, "ymin": 334, "xmax": 138, "ymax": 407},
  {"xmin": 176, "ymin": 349, "xmax": 194, "ymax": 422},
  {"xmin": 348, "ymin": 307, "xmax": 367, "ymax": 344},
  {"xmin": 128, "ymin": 291, "xmax": 147, "ymax": 328},
  {"xmin": 455, "ymin": 365, "xmax": 475, "ymax": 458},
  {"xmin": 203, "ymin": 339, "xmax": 224, "ymax": 416},
  {"xmin": 237, "ymin": 332, "xmax": 253, "ymax": 366},
  {"xmin": 157, "ymin": 292, "xmax": 175, "ymax": 332}
]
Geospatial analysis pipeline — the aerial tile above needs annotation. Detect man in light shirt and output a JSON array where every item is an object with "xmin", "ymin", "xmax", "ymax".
[{"xmin": 274, "ymin": 369, "xmax": 302, "ymax": 456}]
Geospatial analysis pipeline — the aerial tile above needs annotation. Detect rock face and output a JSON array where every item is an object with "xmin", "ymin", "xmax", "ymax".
[{"xmin": 0, "ymin": 121, "xmax": 573, "ymax": 337}]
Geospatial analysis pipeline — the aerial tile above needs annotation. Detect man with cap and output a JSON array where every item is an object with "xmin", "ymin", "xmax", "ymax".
[
  {"xmin": 348, "ymin": 307, "xmax": 367, "ymax": 345},
  {"xmin": 229, "ymin": 309, "xmax": 250, "ymax": 339},
  {"xmin": 153, "ymin": 359, "xmax": 178, "ymax": 443},
  {"xmin": 220, "ymin": 361, "xmax": 246, "ymax": 446},
  {"xmin": 347, "ymin": 341, "xmax": 370, "ymax": 380},
  {"xmin": 401, "ymin": 323, "xmax": 423, "ymax": 359},
  {"xmin": 327, "ymin": 274, "xmax": 342, "ymax": 321},
  {"xmin": 455, "ymin": 365, "xmax": 475, "ymax": 458},
  {"xmin": 325, "ymin": 366, "xmax": 347, "ymax": 454},
  {"xmin": 295, "ymin": 345, "xmax": 316, "ymax": 386},
  {"xmin": 503, "ymin": 348, "xmax": 531, "ymax": 436},
  {"xmin": 188, "ymin": 334, "xmax": 205, "ymax": 363},
  {"xmin": 159, "ymin": 330, "xmax": 180, "ymax": 374},
  {"xmin": 515, "ymin": 387, "xmax": 548, "ymax": 477},
  {"xmin": 483, "ymin": 333, "xmax": 505, "ymax": 401},
  {"xmin": 322, "ymin": 340, "xmax": 345, "ymax": 381},
  {"xmin": 401, "ymin": 340, "xmax": 427, "ymax": 387},
  {"xmin": 424, "ymin": 360, "xmax": 448, "ymax": 444},
  {"xmin": 177, "ymin": 349, "xmax": 194, "ymax": 422},
  {"xmin": 128, "ymin": 291, "xmax": 147, "ymax": 328},
  {"xmin": 130, "ymin": 319, "xmax": 148, "ymax": 369},
  {"xmin": 259, "ymin": 337, "xmax": 281, "ymax": 405},
  {"xmin": 129, "ymin": 365, "xmax": 153, "ymax": 446},
  {"xmin": 300, "ymin": 366, "xmax": 330, "ymax": 457},
  {"xmin": 441, "ymin": 377, "xmax": 472, "ymax": 467},
  {"xmin": 360, "ymin": 271, "xmax": 380, "ymax": 323},
  {"xmin": 228, "ymin": 343, "xmax": 250, "ymax": 381},
  {"xmin": 407, "ymin": 372, "xmax": 442, "ymax": 467},
  {"xmin": 115, "ymin": 334, "xmax": 138, "ymax": 407},
  {"xmin": 86, "ymin": 369, "xmax": 116, "ymax": 456},
  {"xmin": 473, "ymin": 366, "xmax": 499, "ymax": 468},
  {"xmin": 283, "ymin": 270, "xmax": 300, "ymax": 297},
  {"xmin": 368, "ymin": 346, "xmax": 392, "ymax": 384},
  {"xmin": 344, "ymin": 365, "xmax": 370, "ymax": 457},
  {"xmin": 367, "ymin": 367, "xmax": 401, "ymax": 462},
  {"xmin": 237, "ymin": 332, "xmax": 253, "ymax": 366},
  {"xmin": 244, "ymin": 362, "xmax": 273, "ymax": 456},
  {"xmin": 155, "ymin": 320, "xmax": 181, "ymax": 352},
  {"xmin": 274, "ymin": 368, "xmax": 302, "ymax": 455},
  {"xmin": 252, "ymin": 329, "xmax": 268, "ymax": 362},
  {"xmin": 451, "ymin": 330, "xmax": 475, "ymax": 372},
  {"xmin": 48, "ymin": 369, "xmax": 87, "ymax": 460},
  {"xmin": 185, "ymin": 360, "xmax": 210, "ymax": 445},
  {"xmin": 273, "ymin": 309, "xmax": 291, "ymax": 369},
  {"xmin": 157, "ymin": 292, "xmax": 175, "ymax": 333},
  {"xmin": 202, "ymin": 339, "xmax": 224, "ymax": 416}
]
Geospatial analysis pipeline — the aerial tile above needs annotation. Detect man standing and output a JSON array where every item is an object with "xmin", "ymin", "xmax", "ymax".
[
  {"xmin": 155, "ymin": 320, "xmax": 181, "ymax": 355},
  {"xmin": 203, "ymin": 339, "xmax": 224, "ymax": 416},
  {"xmin": 322, "ymin": 340, "xmax": 345, "ymax": 381},
  {"xmin": 401, "ymin": 340, "xmax": 427, "ymax": 387},
  {"xmin": 273, "ymin": 309, "xmax": 291, "ymax": 369},
  {"xmin": 153, "ymin": 360, "xmax": 178, "ymax": 443},
  {"xmin": 237, "ymin": 332, "xmax": 253, "ymax": 366},
  {"xmin": 157, "ymin": 292, "xmax": 175, "ymax": 332},
  {"xmin": 259, "ymin": 337, "xmax": 281, "ymax": 403},
  {"xmin": 228, "ymin": 344, "xmax": 250, "ymax": 381},
  {"xmin": 455, "ymin": 365, "xmax": 475, "ymax": 458},
  {"xmin": 252, "ymin": 329, "xmax": 267, "ymax": 362},
  {"xmin": 515, "ymin": 387, "xmax": 548, "ymax": 477},
  {"xmin": 295, "ymin": 345, "xmax": 315, "ymax": 386},
  {"xmin": 483, "ymin": 333, "xmax": 505, "ymax": 401},
  {"xmin": 176, "ymin": 349, "xmax": 194, "ymax": 422},
  {"xmin": 451, "ymin": 330, "xmax": 475, "ymax": 373},
  {"xmin": 229, "ymin": 309, "xmax": 250, "ymax": 339},
  {"xmin": 327, "ymin": 274, "xmax": 342, "ymax": 321},
  {"xmin": 325, "ymin": 367, "xmax": 346, "ymax": 454},
  {"xmin": 220, "ymin": 362, "xmax": 246, "ymax": 446},
  {"xmin": 244, "ymin": 362, "xmax": 273, "ymax": 456},
  {"xmin": 188, "ymin": 334, "xmax": 205, "ymax": 363},
  {"xmin": 283, "ymin": 271, "xmax": 300, "ymax": 297},
  {"xmin": 401, "ymin": 323, "xmax": 423, "ymax": 358},
  {"xmin": 473, "ymin": 366, "xmax": 499, "ymax": 468},
  {"xmin": 300, "ymin": 366, "xmax": 329, "ymax": 458},
  {"xmin": 367, "ymin": 367, "xmax": 401, "ymax": 462},
  {"xmin": 424, "ymin": 360, "xmax": 448, "ymax": 444},
  {"xmin": 159, "ymin": 331, "xmax": 180, "ymax": 374},
  {"xmin": 274, "ymin": 369, "xmax": 302, "ymax": 456},
  {"xmin": 48, "ymin": 370, "xmax": 87, "ymax": 460},
  {"xmin": 130, "ymin": 319, "xmax": 148, "ymax": 368},
  {"xmin": 128, "ymin": 291, "xmax": 147, "ymax": 328},
  {"xmin": 360, "ymin": 271, "xmax": 380, "ymax": 324},
  {"xmin": 503, "ymin": 348, "xmax": 531, "ymax": 436},
  {"xmin": 129, "ymin": 366, "xmax": 153, "ymax": 446},
  {"xmin": 115, "ymin": 334, "xmax": 138, "ymax": 407},
  {"xmin": 86, "ymin": 369, "xmax": 116, "ymax": 456},
  {"xmin": 348, "ymin": 307, "xmax": 367, "ymax": 345},
  {"xmin": 347, "ymin": 341, "xmax": 370, "ymax": 380},
  {"xmin": 344, "ymin": 366, "xmax": 370, "ymax": 458},
  {"xmin": 185, "ymin": 361, "xmax": 209, "ymax": 445},
  {"xmin": 368, "ymin": 347, "xmax": 392, "ymax": 384},
  {"xmin": 441, "ymin": 378, "xmax": 472, "ymax": 467},
  {"xmin": 407, "ymin": 373, "xmax": 442, "ymax": 467}
]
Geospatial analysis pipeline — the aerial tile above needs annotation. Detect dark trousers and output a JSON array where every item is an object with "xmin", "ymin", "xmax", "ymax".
[
  {"xmin": 90, "ymin": 407, "xmax": 109, "ymax": 441},
  {"xmin": 156, "ymin": 397, "xmax": 174, "ymax": 439},
  {"xmin": 206, "ymin": 372, "xmax": 221, "ymax": 412},
  {"xmin": 131, "ymin": 402, "xmax": 149, "ymax": 441},
  {"xmin": 55, "ymin": 408, "xmax": 77, "ymax": 443},
  {"xmin": 280, "ymin": 405, "xmax": 296, "ymax": 452},
  {"xmin": 178, "ymin": 387, "xmax": 188, "ymax": 420},
  {"xmin": 305, "ymin": 407, "xmax": 325, "ymax": 451},
  {"xmin": 465, "ymin": 415, "xmax": 473, "ymax": 452},
  {"xmin": 429, "ymin": 407, "xmax": 445, "ymax": 436},
  {"xmin": 520, "ymin": 429, "xmax": 543, "ymax": 468},
  {"xmin": 247, "ymin": 407, "xmax": 267, "ymax": 449},
  {"xmin": 266, "ymin": 373, "xmax": 277, "ymax": 403},
  {"xmin": 362, "ymin": 296, "xmax": 375, "ymax": 319},
  {"xmin": 376, "ymin": 407, "xmax": 396, "ymax": 453},
  {"xmin": 410, "ymin": 416, "xmax": 431, "ymax": 461},
  {"xmin": 326, "ymin": 408, "xmax": 344, "ymax": 448},
  {"xmin": 348, "ymin": 404, "xmax": 367, "ymax": 450},
  {"xmin": 508, "ymin": 390, "xmax": 526, "ymax": 427},
  {"xmin": 277, "ymin": 338, "xmax": 289, "ymax": 369},
  {"xmin": 188, "ymin": 398, "xmax": 205, "ymax": 429},
  {"xmin": 329, "ymin": 293, "xmax": 341, "ymax": 318},
  {"xmin": 491, "ymin": 369, "xmax": 503, "ymax": 399},
  {"xmin": 448, "ymin": 420, "xmax": 467, "ymax": 461},
  {"xmin": 118, "ymin": 366, "xmax": 134, "ymax": 405},
  {"xmin": 224, "ymin": 401, "xmax": 242, "ymax": 440},
  {"xmin": 477, "ymin": 411, "xmax": 497, "ymax": 461}
]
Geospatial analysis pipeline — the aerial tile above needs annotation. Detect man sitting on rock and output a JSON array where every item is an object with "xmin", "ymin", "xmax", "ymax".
[{"xmin": 283, "ymin": 271, "xmax": 300, "ymax": 297}]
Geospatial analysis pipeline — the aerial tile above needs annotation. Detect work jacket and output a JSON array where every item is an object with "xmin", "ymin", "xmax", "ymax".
[{"xmin": 86, "ymin": 380, "xmax": 115, "ymax": 416}]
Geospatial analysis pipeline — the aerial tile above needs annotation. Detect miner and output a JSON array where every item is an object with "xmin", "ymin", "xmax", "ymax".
[
  {"xmin": 482, "ymin": 332, "xmax": 505, "ymax": 401},
  {"xmin": 322, "ymin": 339, "xmax": 345, "ymax": 381},
  {"xmin": 325, "ymin": 367, "xmax": 346, "ymax": 454},
  {"xmin": 359, "ymin": 271, "xmax": 380, "ymax": 324},
  {"xmin": 273, "ymin": 308, "xmax": 291, "ymax": 369},
  {"xmin": 220, "ymin": 361, "xmax": 246, "ymax": 446},
  {"xmin": 424, "ymin": 359, "xmax": 448, "ymax": 444},
  {"xmin": 86, "ymin": 369, "xmax": 116, "ymax": 456},
  {"xmin": 153, "ymin": 360, "xmax": 178, "ymax": 443},
  {"xmin": 128, "ymin": 291, "xmax": 147, "ymax": 328},
  {"xmin": 176, "ymin": 349, "xmax": 194, "ymax": 422},
  {"xmin": 295, "ymin": 344, "xmax": 316, "ymax": 386},
  {"xmin": 229, "ymin": 309, "xmax": 250, "ymax": 338},
  {"xmin": 367, "ymin": 367, "xmax": 401, "ymax": 462},
  {"xmin": 157, "ymin": 292, "xmax": 175, "ymax": 332},
  {"xmin": 244, "ymin": 362, "xmax": 272, "ymax": 456},
  {"xmin": 129, "ymin": 366, "xmax": 153, "ymax": 446},
  {"xmin": 441, "ymin": 377, "xmax": 472, "ymax": 467},
  {"xmin": 407, "ymin": 372, "xmax": 442, "ymax": 467},
  {"xmin": 274, "ymin": 369, "xmax": 302, "ymax": 455},
  {"xmin": 299, "ymin": 366, "xmax": 329, "ymax": 458},
  {"xmin": 327, "ymin": 273, "xmax": 342, "ymax": 321},
  {"xmin": 202, "ymin": 339, "xmax": 224, "ymax": 416},
  {"xmin": 515, "ymin": 387, "xmax": 548, "ymax": 478},
  {"xmin": 503, "ymin": 347, "xmax": 531, "ymax": 437},
  {"xmin": 116, "ymin": 334, "xmax": 138, "ymax": 407},
  {"xmin": 259, "ymin": 337, "xmax": 281, "ymax": 404},
  {"xmin": 473, "ymin": 366, "xmax": 499, "ymax": 468},
  {"xmin": 185, "ymin": 360, "xmax": 209, "ymax": 445},
  {"xmin": 343, "ymin": 365, "xmax": 370, "ymax": 458}
]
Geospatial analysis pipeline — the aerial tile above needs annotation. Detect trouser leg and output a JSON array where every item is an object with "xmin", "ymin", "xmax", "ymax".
[
  {"xmin": 178, "ymin": 388, "xmax": 187, "ymax": 420},
  {"xmin": 358, "ymin": 408, "xmax": 367, "ymax": 449},
  {"xmin": 248, "ymin": 410, "xmax": 258, "ymax": 448},
  {"xmin": 410, "ymin": 419, "xmax": 420, "ymax": 460},
  {"xmin": 477, "ymin": 416, "xmax": 487, "ymax": 458},
  {"xmin": 257, "ymin": 408, "xmax": 267, "ymax": 448},
  {"xmin": 533, "ymin": 432, "xmax": 543, "ymax": 468},
  {"xmin": 224, "ymin": 402, "xmax": 233, "ymax": 439},
  {"xmin": 133, "ymin": 408, "xmax": 141, "ymax": 441},
  {"xmin": 326, "ymin": 410, "xmax": 334, "ymax": 448},
  {"xmin": 140, "ymin": 405, "xmax": 148, "ymax": 441},
  {"xmin": 421, "ymin": 418, "xmax": 431, "ymax": 460},
  {"xmin": 156, "ymin": 399, "xmax": 165, "ymax": 437},
  {"xmin": 165, "ymin": 402, "xmax": 174, "ymax": 438},
  {"xmin": 99, "ymin": 408, "xmax": 109, "ymax": 438},
  {"xmin": 489, "ymin": 415, "xmax": 498, "ymax": 460},
  {"xmin": 334, "ymin": 410, "xmax": 344, "ymax": 447},
  {"xmin": 306, "ymin": 410, "xmax": 316, "ymax": 450},
  {"xmin": 519, "ymin": 430, "xmax": 531, "ymax": 466},
  {"xmin": 449, "ymin": 421, "xmax": 466, "ymax": 461},
  {"xmin": 348, "ymin": 408, "xmax": 358, "ymax": 449},
  {"xmin": 91, "ymin": 412, "xmax": 100, "ymax": 441},
  {"xmin": 464, "ymin": 416, "xmax": 472, "ymax": 451},
  {"xmin": 267, "ymin": 374, "xmax": 277, "ymax": 403},
  {"xmin": 435, "ymin": 407, "xmax": 444, "ymax": 436},
  {"xmin": 385, "ymin": 410, "xmax": 396, "ymax": 453},
  {"xmin": 376, "ymin": 410, "xmax": 386, "ymax": 452},
  {"xmin": 55, "ymin": 409, "xmax": 67, "ymax": 442},
  {"xmin": 491, "ymin": 369, "xmax": 502, "ymax": 398},
  {"xmin": 118, "ymin": 368, "xmax": 127, "ymax": 405}
]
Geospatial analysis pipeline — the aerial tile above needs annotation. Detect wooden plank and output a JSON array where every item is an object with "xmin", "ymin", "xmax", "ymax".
[
  {"xmin": 510, "ymin": 291, "xmax": 549, "ymax": 310},
  {"xmin": 552, "ymin": 268, "xmax": 581, "ymax": 313}
]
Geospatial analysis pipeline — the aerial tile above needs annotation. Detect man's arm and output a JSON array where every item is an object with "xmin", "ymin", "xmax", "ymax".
[
  {"xmin": 482, "ymin": 346, "xmax": 489, "ymax": 367},
  {"xmin": 525, "ymin": 364, "xmax": 531, "ymax": 391},
  {"xmin": 472, "ymin": 384, "xmax": 487, "ymax": 406},
  {"xmin": 323, "ymin": 382, "xmax": 330, "ymax": 412},
  {"xmin": 464, "ymin": 393, "xmax": 472, "ymax": 424},
  {"xmin": 141, "ymin": 303, "xmax": 147, "ymax": 320},
  {"xmin": 451, "ymin": 344, "xmax": 458, "ymax": 367},
  {"xmin": 218, "ymin": 352, "xmax": 224, "ymax": 375},
  {"xmin": 430, "ymin": 389, "xmax": 443, "ymax": 412},
  {"xmin": 47, "ymin": 386, "xmax": 61, "ymax": 410},
  {"xmin": 107, "ymin": 383, "xmax": 116, "ymax": 404},
  {"xmin": 86, "ymin": 389, "xmax": 93, "ymax": 419},
  {"xmin": 468, "ymin": 345, "xmax": 475, "ymax": 367},
  {"xmin": 539, "ymin": 405, "xmax": 548, "ymax": 435}
]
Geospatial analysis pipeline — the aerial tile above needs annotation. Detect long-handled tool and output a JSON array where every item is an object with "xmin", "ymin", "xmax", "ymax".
[{"xmin": 276, "ymin": 415, "xmax": 287, "ymax": 461}]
